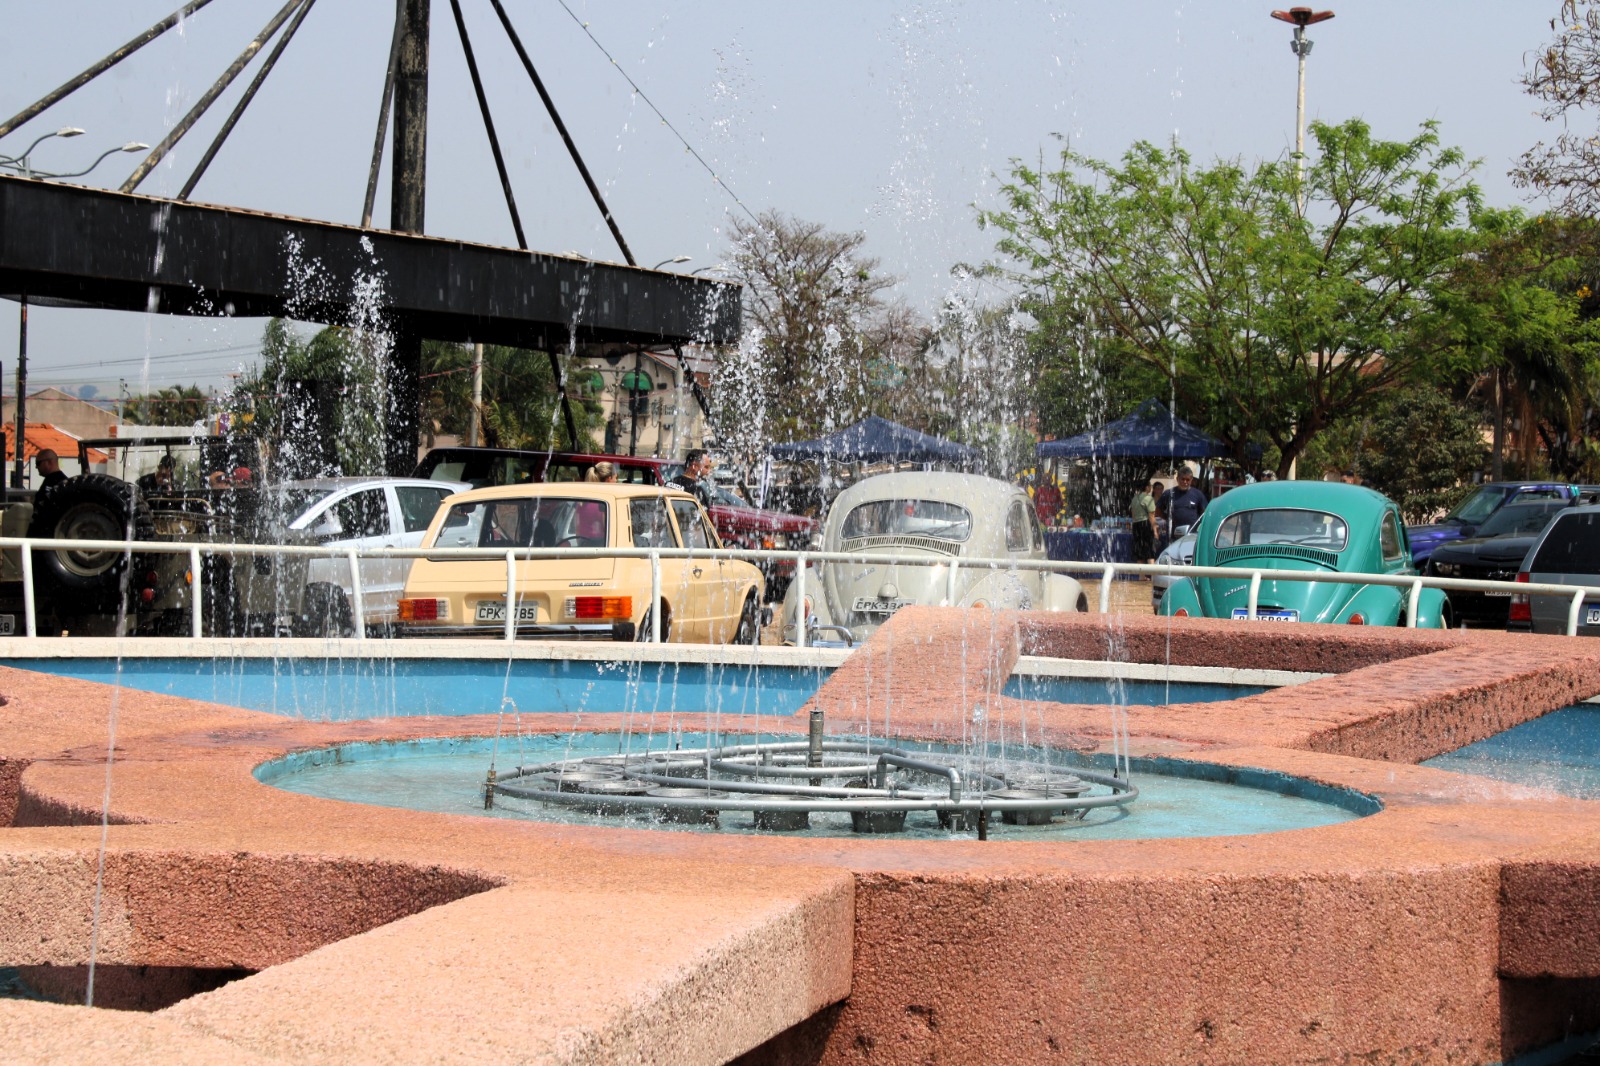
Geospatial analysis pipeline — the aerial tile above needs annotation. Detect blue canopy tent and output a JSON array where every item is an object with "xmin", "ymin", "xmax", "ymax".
[
  {"xmin": 769, "ymin": 416, "xmax": 977, "ymax": 465},
  {"xmin": 1036, "ymin": 399, "xmax": 1233, "ymax": 461}
]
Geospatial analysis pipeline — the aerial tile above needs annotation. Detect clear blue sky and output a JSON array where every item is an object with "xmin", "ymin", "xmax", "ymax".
[{"xmin": 0, "ymin": 0, "xmax": 1567, "ymax": 400}]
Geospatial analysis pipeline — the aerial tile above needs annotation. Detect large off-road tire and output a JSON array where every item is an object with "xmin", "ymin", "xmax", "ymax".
[
  {"xmin": 294, "ymin": 583, "xmax": 354, "ymax": 638},
  {"xmin": 27, "ymin": 474, "xmax": 155, "ymax": 608}
]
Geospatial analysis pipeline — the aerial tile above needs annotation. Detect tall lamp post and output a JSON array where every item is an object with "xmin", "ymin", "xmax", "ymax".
[{"xmin": 1270, "ymin": 7, "xmax": 1335, "ymax": 212}]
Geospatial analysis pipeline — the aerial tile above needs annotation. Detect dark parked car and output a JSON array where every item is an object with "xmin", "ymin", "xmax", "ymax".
[
  {"xmin": 1422, "ymin": 499, "xmax": 1573, "ymax": 627},
  {"xmin": 413, "ymin": 447, "xmax": 816, "ymax": 599},
  {"xmin": 1509, "ymin": 503, "xmax": 1600, "ymax": 635},
  {"xmin": 1407, "ymin": 482, "xmax": 1589, "ymax": 566}
]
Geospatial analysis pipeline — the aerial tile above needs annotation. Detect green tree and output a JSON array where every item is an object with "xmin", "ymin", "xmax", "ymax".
[
  {"xmin": 419, "ymin": 342, "xmax": 602, "ymax": 451},
  {"xmin": 1303, "ymin": 388, "xmax": 1487, "ymax": 522},
  {"xmin": 122, "ymin": 384, "xmax": 212, "ymax": 426},
  {"xmin": 720, "ymin": 210, "xmax": 911, "ymax": 447},
  {"xmin": 981, "ymin": 119, "xmax": 1482, "ymax": 477}
]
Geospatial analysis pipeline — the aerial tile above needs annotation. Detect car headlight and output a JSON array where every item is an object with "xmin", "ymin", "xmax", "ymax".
[{"xmin": 1431, "ymin": 562, "xmax": 1459, "ymax": 577}]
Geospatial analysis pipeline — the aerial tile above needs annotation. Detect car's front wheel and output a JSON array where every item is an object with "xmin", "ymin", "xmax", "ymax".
[
  {"xmin": 634, "ymin": 607, "xmax": 670, "ymax": 643},
  {"xmin": 733, "ymin": 592, "xmax": 761, "ymax": 646}
]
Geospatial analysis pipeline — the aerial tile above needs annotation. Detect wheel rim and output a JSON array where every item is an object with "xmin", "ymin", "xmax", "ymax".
[{"xmin": 52, "ymin": 502, "xmax": 125, "ymax": 578}]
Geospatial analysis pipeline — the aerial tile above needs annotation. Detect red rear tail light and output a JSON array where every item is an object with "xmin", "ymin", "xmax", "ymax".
[
  {"xmin": 1346, "ymin": 613, "xmax": 1366, "ymax": 625},
  {"xmin": 1173, "ymin": 607, "xmax": 1189, "ymax": 618},
  {"xmin": 1508, "ymin": 573, "xmax": 1532, "ymax": 624},
  {"xmin": 572, "ymin": 595, "xmax": 631, "ymax": 620},
  {"xmin": 399, "ymin": 598, "xmax": 444, "ymax": 622}
]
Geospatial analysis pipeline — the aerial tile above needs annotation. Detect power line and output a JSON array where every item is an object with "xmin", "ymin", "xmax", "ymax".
[{"xmin": 552, "ymin": 0, "xmax": 758, "ymax": 225}]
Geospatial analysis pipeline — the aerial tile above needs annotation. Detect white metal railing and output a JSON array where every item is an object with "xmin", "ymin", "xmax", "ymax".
[{"xmin": 3, "ymin": 535, "xmax": 1599, "ymax": 640}]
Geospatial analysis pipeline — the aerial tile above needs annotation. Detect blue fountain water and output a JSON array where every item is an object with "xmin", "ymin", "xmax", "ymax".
[
  {"xmin": 257, "ymin": 731, "xmax": 1376, "ymax": 841},
  {"xmin": 1423, "ymin": 704, "xmax": 1600, "ymax": 798},
  {"xmin": 13, "ymin": 656, "xmax": 1265, "ymax": 720}
]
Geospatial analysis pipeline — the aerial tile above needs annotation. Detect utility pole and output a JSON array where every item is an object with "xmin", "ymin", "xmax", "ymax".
[
  {"xmin": 468, "ymin": 342, "xmax": 483, "ymax": 446},
  {"xmin": 1271, "ymin": 7, "xmax": 1335, "ymax": 213},
  {"xmin": 386, "ymin": 0, "xmax": 429, "ymax": 475}
]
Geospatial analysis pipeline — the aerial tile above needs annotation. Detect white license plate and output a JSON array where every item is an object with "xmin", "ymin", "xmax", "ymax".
[
  {"xmin": 1484, "ymin": 591, "xmax": 1512, "ymax": 598},
  {"xmin": 1587, "ymin": 607, "xmax": 1600, "ymax": 627},
  {"xmin": 0, "ymin": 614, "xmax": 12, "ymax": 636},
  {"xmin": 853, "ymin": 597, "xmax": 912, "ymax": 615},
  {"xmin": 1231, "ymin": 608, "xmax": 1299, "ymax": 622},
  {"xmin": 475, "ymin": 600, "xmax": 539, "ymax": 623}
]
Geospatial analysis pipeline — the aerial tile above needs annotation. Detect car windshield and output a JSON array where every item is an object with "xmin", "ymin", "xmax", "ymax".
[
  {"xmin": 841, "ymin": 499, "xmax": 972, "ymax": 542},
  {"xmin": 1474, "ymin": 501, "xmax": 1567, "ymax": 538},
  {"xmin": 1213, "ymin": 508, "xmax": 1348, "ymax": 551},
  {"xmin": 713, "ymin": 486, "xmax": 752, "ymax": 509},
  {"xmin": 1443, "ymin": 486, "xmax": 1512, "ymax": 525},
  {"xmin": 430, "ymin": 496, "xmax": 608, "ymax": 549}
]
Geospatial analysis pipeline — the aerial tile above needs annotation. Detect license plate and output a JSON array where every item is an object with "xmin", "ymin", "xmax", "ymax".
[
  {"xmin": 1484, "ymin": 591, "xmax": 1511, "ymax": 598},
  {"xmin": 1587, "ymin": 607, "xmax": 1600, "ymax": 627},
  {"xmin": 853, "ymin": 597, "xmax": 911, "ymax": 615},
  {"xmin": 0, "ymin": 614, "xmax": 12, "ymax": 636},
  {"xmin": 1231, "ymin": 608, "xmax": 1299, "ymax": 622},
  {"xmin": 475, "ymin": 600, "xmax": 539, "ymax": 623}
]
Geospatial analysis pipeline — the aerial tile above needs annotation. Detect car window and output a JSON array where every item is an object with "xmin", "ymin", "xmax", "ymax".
[
  {"xmin": 329, "ymin": 489, "xmax": 390, "ymax": 539},
  {"xmin": 431, "ymin": 496, "xmax": 594, "ymax": 548},
  {"xmin": 396, "ymin": 485, "xmax": 452, "ymax": 533},
  {"xmin": 841, "ymin": 499, "xmax": 972, "ymax": 542},
  {"xmin": 1005, "ymin": 500, "xmax": 1031, "ymax": 552},
  {"xmin": 1380, "ymin": 511, "xmax": 1404, "ymax": 563},
  {"xmin": 1530, "ymin": 512, "xmax": 1600, "ymax": 575},
  {"xmin": 1444, "ymin": 486, "xmax": 1510, "ymax": 525},
  {"xmin": 1476, "ymin": 501, "xmax": 1569, "ymax": 538},
  {"xmin": 1214, "ymin": 508, "xmax": 1347, "ymax": 551},
  {"xmin": 1028, "ymin": 505, "xmax": 1045, "ymax": 551},
  {"xmin": 546, "ymin": 462, "xmax": 585, "ymax": 482},
  {"xmin": 671, "ymin": 499, "xmax": 715, "ymax": 550},
  {"xmin": 630, "ymin": 497, "xmax": 678, "ymax": 548},
  {"xmin": 427, "ymin": 461, "xmax": 467, "ymax": 483}
]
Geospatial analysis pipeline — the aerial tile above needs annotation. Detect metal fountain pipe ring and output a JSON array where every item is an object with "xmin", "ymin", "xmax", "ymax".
[{"xmin": 490, "ymin": 781, "xmax": 1139, "ymax": 814}]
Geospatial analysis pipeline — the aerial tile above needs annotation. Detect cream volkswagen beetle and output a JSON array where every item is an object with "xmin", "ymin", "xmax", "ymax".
[{"xmin": 780, "ymin": 471, "xmax": 1087, "ymax": 645}]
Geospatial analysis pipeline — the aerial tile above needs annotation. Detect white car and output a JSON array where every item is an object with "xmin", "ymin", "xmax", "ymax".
[
  {"xmin": 235, "ymin": 477, "xmax": 467, "ymax": 635},
  {"xmin": 1152, "ymin": 530, "xmax": 1198, "ymax": 611},
  {"xmin": 780, "ymin": 471, "xmax": 1086, "ymax": 645}
]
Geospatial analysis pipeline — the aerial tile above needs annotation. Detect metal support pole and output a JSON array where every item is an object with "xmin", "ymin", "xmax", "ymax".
[
  {"xmin": 189, "ymin": 546, "xmax": 204, "ymax": 638},
  {"xmin": 793, "ymin": 554, "xmax": 807, "ymax": 648},
  {"xmin": 12, "ymin": 295, "xmax": 26, "ymax": 490},
  {"xmin": 808, "ymin": 710, "xmax": 824, "ymax": 787},
  {"xmin": 447, "ymin": 0, "xmax": 526, "ymax": 249},
  {"xmin": 467, "ymin": 343, "xmax": 484, "ymax": 446},
  {"xmin": 346, "ymin": 547, "xmax": 366, "ymax": 639},
  {"xmin": 504, "ymin": 550, "xmax": 516, "ymax": 642},
  {"xmin": 649, "ymin": 551, "xmax": 661, "ymax": 641},
  {"xmin": 362, "ymin": 6, "xmax": 405, "ymax": 228}
]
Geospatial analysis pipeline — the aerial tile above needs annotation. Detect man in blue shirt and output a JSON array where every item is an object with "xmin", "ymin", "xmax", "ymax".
[{"xmin": 1157, "ymin": 466, "xmax": 1208, "ymax": 535}]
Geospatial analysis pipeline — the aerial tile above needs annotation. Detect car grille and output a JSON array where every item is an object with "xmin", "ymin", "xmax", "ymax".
[
  {"xmin": 840, "ymin": 535, "xmax": 962, "ymax": 557},
  {"xmin": 1213, "ymin": 544, "xmax": 1339, "ymax": 569}
]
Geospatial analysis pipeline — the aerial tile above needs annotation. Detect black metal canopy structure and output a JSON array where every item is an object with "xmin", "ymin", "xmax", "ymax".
[
  {"xmin": 0, "ymin": 177, "xmax": 736, "ymax": 350},
  {"xmin": 0, "ymin": 0, "xmax": 740, "ymax": 475}
]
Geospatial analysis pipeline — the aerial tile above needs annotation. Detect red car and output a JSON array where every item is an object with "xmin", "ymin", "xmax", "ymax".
[{"xmin": 413, "ymin": 447, "xmax": 816, "ymax": 599}]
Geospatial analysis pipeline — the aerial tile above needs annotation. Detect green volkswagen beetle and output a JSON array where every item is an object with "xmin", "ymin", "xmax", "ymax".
[{"xmin": 1156, "ymin": 481, "xmax": 1452, "ymax": 628}]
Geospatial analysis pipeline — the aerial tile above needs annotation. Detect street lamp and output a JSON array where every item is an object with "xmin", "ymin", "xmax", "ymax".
[
  {"xmin": 1270, "ymin": 7, "xmax": 1334, "ymax": 211},
  {"xmin": 40, "ymin": 142, "xmax": 150, "ymax": 179},
  {"xmin": 0, "ymin": 126, "xmax": 85, "ymax": 178},
  {"xmin": 651, "ymin": 255, "xmax": 691, "ymax": 270}
]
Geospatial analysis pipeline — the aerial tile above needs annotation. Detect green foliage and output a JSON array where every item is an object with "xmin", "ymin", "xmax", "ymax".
[
  {"xmin": 121, "ymin": 384, "xmax": 211, "ymax": 427},
  {"xmin": 419, "ymin": 342, "xmax": 602, "ymax": 452},
  {"xmin": 981, "ymin": 119, "xmax": 1482, "ymax": 476},
  {"xmin": 1346, "ymin": 387, "xmax": 1489, "ymax": 523}
]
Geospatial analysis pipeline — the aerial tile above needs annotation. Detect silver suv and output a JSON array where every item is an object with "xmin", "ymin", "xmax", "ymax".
[{"xmin": 1509, "ymin": 503, "xmax": 1600, "ymax": 635}]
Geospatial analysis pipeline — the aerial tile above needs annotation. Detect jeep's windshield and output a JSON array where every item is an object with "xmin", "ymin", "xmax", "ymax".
[
  {"xmin": 841, "ymin": 499, "xmax": 972, "ymax": 542},
  {"xmin": 1213, "ymin": 508, "xmax": 1348, "ymax": 552}
]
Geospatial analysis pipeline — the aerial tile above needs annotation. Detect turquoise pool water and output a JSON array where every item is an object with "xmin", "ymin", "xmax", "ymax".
[
  {"xmin": 14, "ymin": 657, "xmax": 1268, "ymax": 720},
  {"xmin": 1423, "ymin": 704, "xmax": 1600, "ymax": 798},
  {"xmin": 258, "ymin": 732, "xmax": 1375, "ymax": 841}
]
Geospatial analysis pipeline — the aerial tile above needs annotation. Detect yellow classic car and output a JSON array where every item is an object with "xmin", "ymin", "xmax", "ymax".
[{"xmin": 397, "ymin": 483, "xmax": 764, "ymax": 643}]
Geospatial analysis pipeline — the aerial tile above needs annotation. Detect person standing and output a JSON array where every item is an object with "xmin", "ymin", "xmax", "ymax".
[
  {"xmin": 35, "ymin": 448, "xmax": 67, "ymax": 490},
  {"xmin": 1129, "ymin": 480, "xmax": 1158, "ymax": 566},
  {"xmin": 1157, "ymin": 466, "xmax": 1208, "ymax": 536},
  {"xmin": 671, "ymin": 449, "xmax": 716, "ymax": 509}
]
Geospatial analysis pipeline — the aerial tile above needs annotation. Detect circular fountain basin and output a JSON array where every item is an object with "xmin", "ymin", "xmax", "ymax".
[{"xmin": 257, "ymin": 732, "xmax": 1378, "ymax": 841}]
